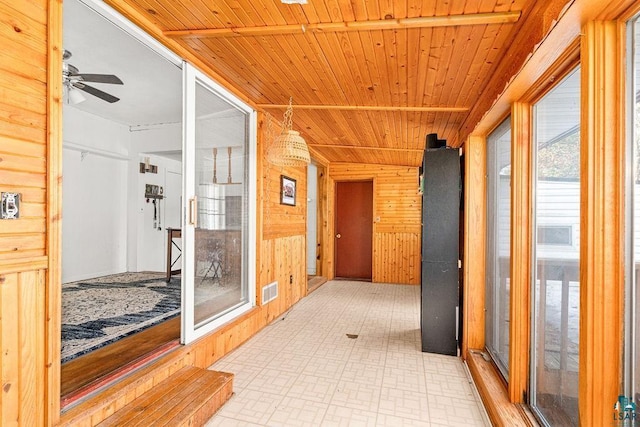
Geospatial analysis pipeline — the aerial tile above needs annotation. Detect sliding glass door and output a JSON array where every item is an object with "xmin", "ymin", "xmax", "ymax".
[
  {"xmin": 182, "ymin": 64, "xmax": 256, "ymax": 343},
  {"xmin": 530, "ymin": 68, "xmax": 581, "ymax": 425}
]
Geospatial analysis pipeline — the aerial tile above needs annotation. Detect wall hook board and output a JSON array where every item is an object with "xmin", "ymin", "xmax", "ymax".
[{"xmin": 145, "ymin": 184, "xmax": 164, "ymax": 199}]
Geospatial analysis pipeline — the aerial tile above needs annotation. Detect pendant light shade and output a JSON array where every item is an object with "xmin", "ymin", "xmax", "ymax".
[
  {"xmin": 268, "ymin": 129, "xmax": 310, "ymax": 166},
  {"xmin": 267, "ymin": 98, "xmax": 310, "ymax": 167}
]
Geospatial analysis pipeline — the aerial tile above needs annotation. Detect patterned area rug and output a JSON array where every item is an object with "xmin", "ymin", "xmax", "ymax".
[{"xmin": 61, "ymin": 272, "xmax": 181, "ymax": 363}]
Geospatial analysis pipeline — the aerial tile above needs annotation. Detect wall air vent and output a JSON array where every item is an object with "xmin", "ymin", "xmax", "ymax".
[{"xmin": 262, "ymin": 281, "xmax": 279, "ymax": 304}]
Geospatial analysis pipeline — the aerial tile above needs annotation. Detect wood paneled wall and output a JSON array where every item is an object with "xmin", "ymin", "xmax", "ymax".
[
  {"xmin": 0, "ymin": 263, "xmax": 47, "ymax": 426},
  {"xmin": 261, "ymin": 159, "xmax": 307, "ymax": 240},
  {"xmin": 327, "ymin": 163, "xmax": 421, "ymax": 285},
  {"xmin": 258, "ymin": 113, "xmax": 308, "ymax": 308},
  {"xmin": 0, "ymin": 1, "xmax": 48, "ymax": 260},
  {"xmin": 0, "ymin": 0, "xmax": 54, "ymax": 425}
]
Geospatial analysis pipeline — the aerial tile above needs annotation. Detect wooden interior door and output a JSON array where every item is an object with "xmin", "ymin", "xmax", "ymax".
[{"xmin": 335, "ymin": 181, "xmax": 373, "ymax": 280}]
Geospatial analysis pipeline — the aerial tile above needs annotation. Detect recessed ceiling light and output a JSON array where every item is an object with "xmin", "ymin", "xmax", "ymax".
[{"xmin": 281, "ymin": 0, "xmax": 307, "ymax": 4}]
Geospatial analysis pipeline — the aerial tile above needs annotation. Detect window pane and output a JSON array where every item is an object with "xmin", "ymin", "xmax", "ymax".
[
  {"xmin": 531, "ymin": 68, "xmax": 580, "ymax": 425},
  {"xmin": 485, "ymin": 118, "xmax": 511, "ymax": 378},
  {"xmin": 193, "ymin": 80, "xmax": 249, "ymax": 328}
]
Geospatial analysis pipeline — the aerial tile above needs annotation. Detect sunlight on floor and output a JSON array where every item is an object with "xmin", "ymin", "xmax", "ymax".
[{"xmin": 206, "ymin": 280, "xmax": 490, "ymax": 426}]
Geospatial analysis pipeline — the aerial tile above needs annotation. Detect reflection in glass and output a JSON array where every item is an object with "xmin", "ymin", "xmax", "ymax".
[
  {"xmin": 531, "ymin": 68, "xmax": 580, "ymax": 426},
  {"xmin": 486, "ymin": 118, "xmax": 512, "ymax": 378},
  {"xmin": 193, "ymin": 80, "xmax": 248, "ymax": 327}
]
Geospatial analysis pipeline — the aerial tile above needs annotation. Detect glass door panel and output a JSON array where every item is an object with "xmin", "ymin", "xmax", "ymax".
[
  {"xmin": 531, "ymin": 68, "xmax": 581, "ymax": 425},
  {"xmin": 486, "ymin": 118, "xmax": 512, "ymax": 378},
  {"xmin": 182, "ymin": 64, "xmax": 256, "ymax": 343}
]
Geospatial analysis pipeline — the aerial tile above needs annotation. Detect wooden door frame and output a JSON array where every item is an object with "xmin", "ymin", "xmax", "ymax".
[
  {"xmin": 46, "ymin": 0, "xmax": 63, "ymax": 422},
  {"xmin": 324, "ymin": 176, "xmax": 376, "ymax": 280},
  {"xmin": 314, "ymin": 163, "xmax": 326, "ymax": 277}
]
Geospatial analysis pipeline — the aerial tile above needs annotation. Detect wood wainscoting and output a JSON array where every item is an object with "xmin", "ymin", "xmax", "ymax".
[{"xmin": 0, "ymin": 259, "xmax": 48, "ymax": 426}]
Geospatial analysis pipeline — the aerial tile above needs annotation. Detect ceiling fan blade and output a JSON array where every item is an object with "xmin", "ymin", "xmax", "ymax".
[
  {"xmin": 73, "ymin": 82, "xmax": 120, "ymax": 103},
  {"xmin": 72, "ymin": 73, "xmax": 123, "ymax": 84}
]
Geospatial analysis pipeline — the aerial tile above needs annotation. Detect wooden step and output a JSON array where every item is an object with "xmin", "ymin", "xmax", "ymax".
[{"xmin": 97, "ymin": 366, "xmax": 233, "ymax": 427}]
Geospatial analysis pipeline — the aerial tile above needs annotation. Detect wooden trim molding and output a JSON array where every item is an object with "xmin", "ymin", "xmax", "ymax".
[
  {"xmin": 578, "ymin": 20, "xmax": 625, "ymax": 424},
  {"xmin": 462, "ymin": 135, "xmax": 486, "ymax": 356},
  {"xmin": 258, "ymin": 104, "xmax": 468, "ymax": 113},
  {"xmin": 309, "ymin": 144, "xmax": 423, "ymax": 153},
  {"xmin": 46, "ymin": 0, "xmax": 63, "ymax": 424},
  {"xmin": 324, "ymin": 171, "xmax": 336, "ymax": 281},
  {"xmin": 508, "ymin": 102, "xmax": 532, "ymax": 403},
  {"xmin": 164, "ymin": 12, "xmax": 521, "ymax": 38}
]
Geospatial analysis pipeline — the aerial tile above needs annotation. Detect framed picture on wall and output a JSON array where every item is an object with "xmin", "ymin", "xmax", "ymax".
[{"xmin": 280, "ymin": 175, "xmax": 296, "ymax": 206}]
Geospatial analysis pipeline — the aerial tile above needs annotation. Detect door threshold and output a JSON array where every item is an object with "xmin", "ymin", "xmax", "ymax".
[
  {"xmin": 307, "ymin": 276, "xmax": 327, "ymax": 293},
  {"xmin": 61, "ymin": 340, "xmax": 180, "ymax": 410}
]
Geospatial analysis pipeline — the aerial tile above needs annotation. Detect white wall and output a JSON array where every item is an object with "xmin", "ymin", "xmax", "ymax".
[
  {"xmin": 63, "ymin": 109, "xmax": 184, "ymax": 281},
  {"xmin": 62, "ymin": 107, "xmax": 130, "ymax": 282},
  {"xmin": 129, "ymin": 125, "xmax": 182, "ymax": 273},
  {"xmin": 64, "ymin": 107, "xmax": 130, "ymax": 155},
  {"xmin": 134, "ymin": 155, "xmax": 182, "ymax": 272},
  {"xmin": 131, "ymin": 122, "xmax": 181, "ymax": 153},
  {"xmin": 306, "ymin": 164, "xmax": 317, "ymax": 275}
]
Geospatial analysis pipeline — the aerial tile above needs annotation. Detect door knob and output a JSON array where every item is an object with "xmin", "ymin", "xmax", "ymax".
[{"xmin": 336, "ymin": 233, "xmax": 341, "ymax": 239}]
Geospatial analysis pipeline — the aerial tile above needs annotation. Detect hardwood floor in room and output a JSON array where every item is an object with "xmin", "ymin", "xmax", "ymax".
[{"xmin": 61, "ymin": 316, "xmax": 181, "ymax": 399}]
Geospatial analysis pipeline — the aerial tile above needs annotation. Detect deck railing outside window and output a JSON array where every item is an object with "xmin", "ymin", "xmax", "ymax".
[{"xmin": 531, "ymin": 68, "xmax": 581, "ymax": 426}]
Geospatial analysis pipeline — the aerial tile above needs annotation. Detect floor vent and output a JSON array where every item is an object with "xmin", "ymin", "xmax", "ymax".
[{"xmin": 262, "ymin": 281, "xmax": 278, "ymax": 304}]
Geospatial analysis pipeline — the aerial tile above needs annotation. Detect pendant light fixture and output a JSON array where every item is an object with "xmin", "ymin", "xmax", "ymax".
[{"xmin": 267, "ymin": 97, "xmax": 310, "ymax": 167}]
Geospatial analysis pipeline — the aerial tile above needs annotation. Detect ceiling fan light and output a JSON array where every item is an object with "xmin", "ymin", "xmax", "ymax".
[{"xmin": 68, "ymin": 88, "xmax": 86, "ymax": 105}]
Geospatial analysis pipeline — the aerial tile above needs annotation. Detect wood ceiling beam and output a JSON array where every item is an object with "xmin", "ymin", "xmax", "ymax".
[
  {"xmin": 164, "ymin": 12, "xmax": 521, "ymax": 39},
  {"xmin": 309, "ymin": 143, "xmax": 423, "ymax": 153},
  {"xmin": 258, "ymin": 104, "xmax": 469, "ymax": 112}
]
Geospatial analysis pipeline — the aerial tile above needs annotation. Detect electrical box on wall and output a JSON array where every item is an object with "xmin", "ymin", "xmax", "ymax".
[{"xmin": 1, "ymin": 192, "xmax": 20, "ymax": 219}]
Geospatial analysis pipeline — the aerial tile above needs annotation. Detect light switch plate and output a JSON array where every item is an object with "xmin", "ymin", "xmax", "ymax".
[{"xmin": 1, "ymin": 192, "xmax": 20, "ymax": 219}]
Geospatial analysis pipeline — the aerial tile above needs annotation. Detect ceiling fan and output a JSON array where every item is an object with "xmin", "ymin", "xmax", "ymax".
[{"xmin": 62, "ymin": 49, "xmax": 123, "ymax": 104}]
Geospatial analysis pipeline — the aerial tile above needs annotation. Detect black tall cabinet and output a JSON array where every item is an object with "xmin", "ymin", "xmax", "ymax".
[{"xmin": 420, "ymin": 146, "xmax": 461, "ymax": 356}]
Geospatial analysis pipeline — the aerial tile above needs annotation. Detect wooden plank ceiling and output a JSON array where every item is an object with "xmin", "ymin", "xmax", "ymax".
[{"xmin": 118, "ymin": 0, "xmax": 532, "ymax": 166}]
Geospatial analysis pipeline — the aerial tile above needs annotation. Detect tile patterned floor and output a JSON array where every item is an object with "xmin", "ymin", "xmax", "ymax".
[{"xmin": 206, "ymin": 281, "xmax": 490, "ymax": 427}]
